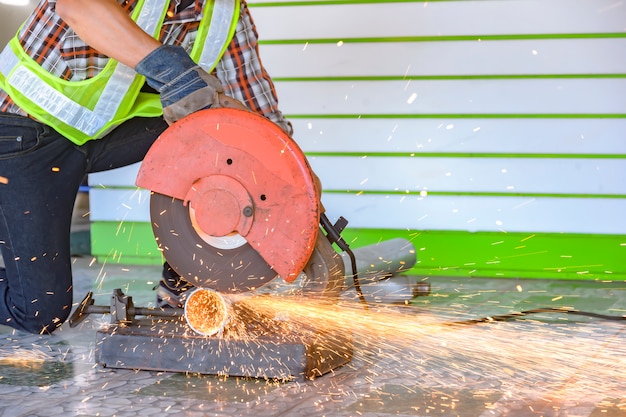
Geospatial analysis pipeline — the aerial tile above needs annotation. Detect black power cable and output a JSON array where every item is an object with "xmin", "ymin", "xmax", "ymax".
[
  {"xmin": 320, "ymin": 213, "xmax": 369, "ymax": 310},
  {"xmin": 448, "ymin": 307, "xmax": 626, "ymax": 326}
]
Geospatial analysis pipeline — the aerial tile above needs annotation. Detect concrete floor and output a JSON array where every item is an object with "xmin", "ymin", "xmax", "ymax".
[{"xmin": 0, "ymin": 251, "xmax": 624, "ymax": 417}]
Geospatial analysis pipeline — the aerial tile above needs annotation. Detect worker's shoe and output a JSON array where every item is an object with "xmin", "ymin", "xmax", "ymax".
[{"xmin": 156, "ymin": 264, "xmax": 194, "ymax": 308}]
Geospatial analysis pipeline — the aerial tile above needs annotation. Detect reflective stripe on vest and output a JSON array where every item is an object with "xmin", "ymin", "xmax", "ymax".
[
  {"xmin": 199, "ymin": 0, "xmax": 238, "ymax": 71},
  {"xmin": 0, "ymin": 0, "xmax": 238, "ymax": 144}
]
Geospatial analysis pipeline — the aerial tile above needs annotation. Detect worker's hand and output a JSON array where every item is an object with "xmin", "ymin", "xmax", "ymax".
[
  {"xmin": 135, "ymin": 45, "xmax": 246, "ymax": 124},
  {"xmin": 215, "ymin": 93, "xmax": 246, "ymax": 111},
  {"xmin": 313, "ymin": 171, "xmax": 325, "ymax": 213}
]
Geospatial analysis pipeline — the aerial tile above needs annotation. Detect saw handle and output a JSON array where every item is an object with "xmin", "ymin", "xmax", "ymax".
[{"xmin": 217, "ymin": 93, "xmax": 249, "ymax": 111}]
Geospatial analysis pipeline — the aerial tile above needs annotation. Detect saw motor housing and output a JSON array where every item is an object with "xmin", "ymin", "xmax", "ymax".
[{"xmin": 136, "ymin": 108, "xmax": 326, "ymax": 294}]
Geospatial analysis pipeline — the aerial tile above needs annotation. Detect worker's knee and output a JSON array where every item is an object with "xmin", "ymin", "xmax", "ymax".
[{"xmin": 8, "ymin": 299, "xmax": 72, "ymax": 334}]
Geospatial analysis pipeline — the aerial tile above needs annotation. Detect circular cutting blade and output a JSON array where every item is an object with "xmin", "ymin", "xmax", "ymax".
[{"xmin": 150, "ymin": 192, "xmax": 278, "ymax": 293}]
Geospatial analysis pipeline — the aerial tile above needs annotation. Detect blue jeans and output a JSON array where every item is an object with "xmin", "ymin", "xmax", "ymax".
[{"xmin": 0, "ymin": 113, "xmax": 168, "ymax": 333}]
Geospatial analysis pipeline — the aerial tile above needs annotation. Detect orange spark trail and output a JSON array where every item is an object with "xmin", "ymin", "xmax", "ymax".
[{"xmin": 231, "ymin": 295, "xmax": 626, "ymax": 395}]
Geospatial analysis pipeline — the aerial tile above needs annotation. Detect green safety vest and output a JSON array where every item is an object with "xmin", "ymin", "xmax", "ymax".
[{"xmin": 0, "ymin": 0, "xmax": 240, "ymax": 145}]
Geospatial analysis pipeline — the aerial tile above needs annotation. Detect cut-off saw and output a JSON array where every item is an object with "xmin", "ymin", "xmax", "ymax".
[{"xmin": 71, "ymin": 108, "xmax": 427, "ymax": 380}]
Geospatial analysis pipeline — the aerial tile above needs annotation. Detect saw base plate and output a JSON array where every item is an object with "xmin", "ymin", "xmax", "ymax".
[{"xmin": 95, "ymin": 318, "xmax": 352, "ymax": 381}]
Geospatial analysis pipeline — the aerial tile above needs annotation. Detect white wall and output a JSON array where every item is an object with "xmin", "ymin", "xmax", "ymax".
[
  {"xmin": 90, "ymin": 0, "xmax": 626, "ymax": 236},
  {"xmin": 0, "ymin": 2, "xmax": 33, "ymax": 45},
  {"xmin": 3, "ymin": 0, "xmax": 623, "ymax": 236}
]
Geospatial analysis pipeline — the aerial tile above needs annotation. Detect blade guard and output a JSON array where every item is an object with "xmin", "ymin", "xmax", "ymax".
[{"xmin": 136, "ymin": 108, "xmax": 320, "ymax": 282}]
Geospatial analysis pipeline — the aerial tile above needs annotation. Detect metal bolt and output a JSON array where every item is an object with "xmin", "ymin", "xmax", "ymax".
[{"xmin": 242, "ymin": 206, "xmax": 253, "ymax": 217}]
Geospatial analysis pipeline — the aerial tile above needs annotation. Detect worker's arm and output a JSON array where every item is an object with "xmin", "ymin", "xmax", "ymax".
[
  {"xmin": 55, "ymin": 0, "xmax": 160, "ymax": 68},
  {"xmin": 55, "ymin": 0, "xmax": 246, "ymax": 123}
]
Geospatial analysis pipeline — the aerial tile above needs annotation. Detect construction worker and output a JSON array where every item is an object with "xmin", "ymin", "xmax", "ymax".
[{"xmin": 0, "ymin": 0, "xmax": 292, "ymax": 334}]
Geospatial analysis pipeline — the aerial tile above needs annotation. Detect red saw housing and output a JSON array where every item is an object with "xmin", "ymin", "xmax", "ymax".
[{"xmin": 136, "ymin": 108, "xmax": 320, "ymax": 283}]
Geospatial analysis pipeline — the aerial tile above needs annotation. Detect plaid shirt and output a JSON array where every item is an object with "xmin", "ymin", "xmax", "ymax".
[{"xmin": 0, "ymin": 0, "xmax": 292, "ymax": 136}]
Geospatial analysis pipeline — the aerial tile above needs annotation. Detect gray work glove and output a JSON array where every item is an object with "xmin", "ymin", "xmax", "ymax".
[{"xmin": 135, "ymin": 45, "xmax": 244, "ymax": 124}]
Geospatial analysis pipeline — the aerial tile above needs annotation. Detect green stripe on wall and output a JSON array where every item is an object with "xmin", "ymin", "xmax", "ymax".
[
  {"xmin": 259, "ymin": 33, "xmax": 626, "ymax": 45},
  {"xmin": 90, "ymin": 222, "xmax": 626, "ymax": 281},
  {"xmin": 275, "ymin": 74, "xmax": 626, "ymax": 82},
  {"xmin": 342, "ymin": 229, "xmax": 626, "ymax": 281},
  {"xmin": 305, "ymin": 152, "xmax": 626, "ymax": 159},
  {"xmin": 321, "ymin": 190, "xmax": 626, "ymax": 199},
  {"xmin": 286, "ymin": 114, "xmax": 626, "ymax": 119},
  {"xmin": 250, "ymin": 0, "xmax": 478, "ymax": 7},
  {"xmin": 91, "ymin": 222, "xmax": 163, "ymax": 266}
]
